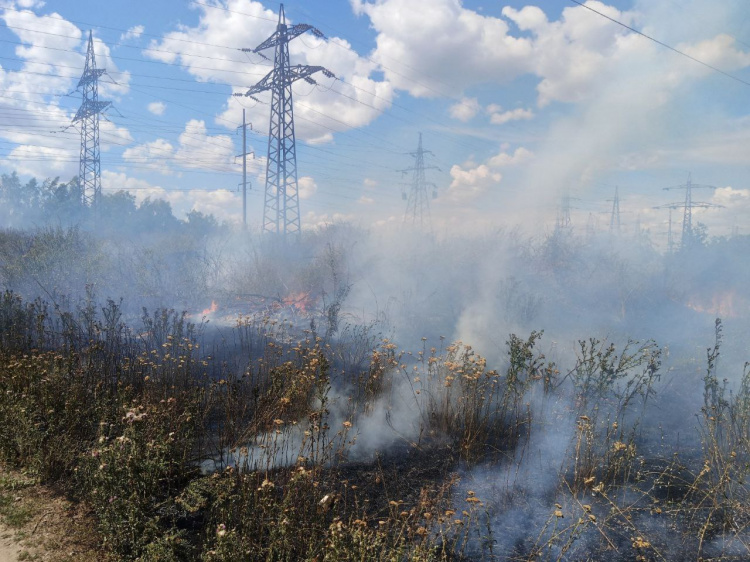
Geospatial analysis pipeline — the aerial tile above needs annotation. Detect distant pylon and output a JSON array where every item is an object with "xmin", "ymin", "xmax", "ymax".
[
  {"xmin": 608, "ymin": 185, "xmax": 621, "ymax": 234},
  {"xmin": 73, "ymin": 31, "xmax": 111, "ymax": 207},
  {"xmin": 652, "ymin": 203, "xmax": 680, "ymax": 253},
  {"xmin": 586, "ymin": 212, "xmax": 596, "ymax": 241},
  {"xmin": 400, "ymin": 133, "xmax": 439, "ymax": 229},
  {"xmin": 667, "ymin": 207, "xmax": 674, "ymax": 253},
  {"xmin": 236, "ymin": 109, "xmax": 253, "ymax": 231},
  {"xmin": 555, "ymin": 193, "xmax": 577, "ymax": 232},
  {"xmin": 662, "ymin": 173, "xmax": 722, "ymax": 249},
  {"xmin": 237, "ymin": 4, "xmax": 334, "ymax": 240}
]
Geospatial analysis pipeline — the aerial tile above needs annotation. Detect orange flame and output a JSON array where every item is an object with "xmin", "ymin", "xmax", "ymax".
[
  {"xmin": 282, "ymin": 292, "xmax": 314, "ymax": 314},
  {"xmin": 201, "ymin": 300, "xmax": 218, "ymax": 316},
  {"xmin": 686, "ymin": 290, "xmax": 746, "ymax": 319}
]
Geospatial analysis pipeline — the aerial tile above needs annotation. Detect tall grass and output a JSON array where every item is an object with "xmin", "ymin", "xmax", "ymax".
[{"xmin": 0, "ymin": 292, "xmax": 748, "ymax": 560}]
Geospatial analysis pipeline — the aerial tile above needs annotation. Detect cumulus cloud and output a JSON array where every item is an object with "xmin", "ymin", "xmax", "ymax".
[
  {"xmin": 489, "ymin": 107, "xmax": 534, "ymax": 125},
  {"xmin": 146, "ymin": 0, "xmax": 394, "ymax": 143},
  {"xmin": 351, "ymin": 0, "xmax": 533, "ymax": 98},
  {"xmin": 303, "ymin": 210, "xmax": 355, "ymax": 230},
  {"xmin": 298, "ymin": 176, "xmax": 317, "ymax": 200},
  {"xmin": 120, "ymin": 25, "xmax": 144, "ymax": 42},
  {"xmin": 446, "ymin": 162, "xmax": 501, "ymax": 203},
  {"xmin": 707, "ymin": 187, "xmax": 750, "ymax": 236},
  {"xmin": 147, "ymin": 101, "xmax": 166, "ymax": 116},
  {"xmin": 487, "ymin": 147, "xmax": 534, "ymax": 168},
  {"xmin": 439, "ymin": 145, "xmax": 532, "ymax": 205},
  {"xmin": 449, "ymin": 97, "xmax": 480, "ymax": 122},
  {"xmin": 488, "ymin": 0, "xmax": 750, "ymax": 232},
  {"xmin": 102, "ymin": 170, "xmax": 243, "ymax": 222},
  {"xmin": 353, "ymin": 0, "xmax": 749, "ymax": 114},
  {"xmin": 122, "ymin": 120, "xmax": 249, "ymax": 175},
  {"xmin": 0, "ymin": 6, "xmax": 132, "ymax": 178},
  {"xmin": 122, "ymin": 139, "xmax": 175, "ymax": 175}
]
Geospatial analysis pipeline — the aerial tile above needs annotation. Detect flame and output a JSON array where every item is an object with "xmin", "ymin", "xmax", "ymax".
[
  {"xmin": 686, "ymin": 290, "xmax": 746, "ymax": 319},
  {"xmin": 282, "ymin": 292, "xmax": 314, "ymax": 314},
  {"xmin": 201, "ymin": 300, "xmax": 218, "ymax": 316}
]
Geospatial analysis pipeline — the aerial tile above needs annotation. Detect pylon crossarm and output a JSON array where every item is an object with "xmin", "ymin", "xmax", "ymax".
[
  {"xmin": 77, "ymin": 69, "xmax": 107, "ymax": 89},
  {"xmin": 287, "ymin": 65, "xmax": 334, "ymax": 83},
  {"xmin": 245, "ymin": 23, "xmax": 325, "ymax": 54},
  {"xmin": 242, "ymin": 69, "xmax": 276, "ymax": 96},
  {"xmin": 73, "ymin": 101, "xmax": 111, "ymax": 122}
]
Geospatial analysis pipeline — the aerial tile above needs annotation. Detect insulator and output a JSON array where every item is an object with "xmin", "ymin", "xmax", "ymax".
[
  {"xmin": 432, "ymin": 190, "xmax": 437, "ymax": 199},
  {"xmin": 402, "ymin": 193, "xmax": 407, "ymax": 201}
]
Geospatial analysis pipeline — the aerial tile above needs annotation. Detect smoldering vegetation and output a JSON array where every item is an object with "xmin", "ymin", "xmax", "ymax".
[{"xmin": 0, "ymin": 173, "xmax": 749, "ymax": 560}]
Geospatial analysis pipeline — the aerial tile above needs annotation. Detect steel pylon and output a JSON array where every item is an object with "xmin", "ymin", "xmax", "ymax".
[
  {"xmin": 73, "ymin": 31, "xmax": 111, "ymax": 208},
  {"xmin": 238, "ymin": 4, "xmax": 333, "ymax": 240},
  {"xmin": 401, "ymin": 133, "xmax": 438, "ymax": 229}
]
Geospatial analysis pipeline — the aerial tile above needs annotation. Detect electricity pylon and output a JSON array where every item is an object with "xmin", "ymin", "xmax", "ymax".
[
  {"xmin": 662, "ymin": 173, "xmax": 722, "ymax": 249},
  {"xmin": 236, "ymin": 109, "xmax": 253, "ymax": 230},
  {"xmin": 238, "ymin": 4, "xmax": 334, "ymax": 240},
  {"xmin": 607, "ymin": 185, "xmax": 621, "ymax": 234},
  {"xmin": 400, "ymin": 132, "xmax": 438, "ymax": 229},
  {"xmin": 653, "ymin": 203, "xmax": 680, "ymax": 253},
  {"xmin": 555, "ymin": 193, "xmax": 578, "ymax": 232},
  {"xmin": 73, "ymin": 31, "xmax": 111, "ymax": 207}
]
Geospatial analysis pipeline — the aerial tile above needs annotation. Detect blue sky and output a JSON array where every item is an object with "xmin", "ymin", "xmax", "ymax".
[{"xmin": 0, "ymin": 0, "xmax": 749, "ymax": 244}]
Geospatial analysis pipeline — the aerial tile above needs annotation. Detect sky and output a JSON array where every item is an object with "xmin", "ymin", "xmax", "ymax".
[{"xmin": 0, "ymin": 0, "xmax": 748, "ymax": 244}]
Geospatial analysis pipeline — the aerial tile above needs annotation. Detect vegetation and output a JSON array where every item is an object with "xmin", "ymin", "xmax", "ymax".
[
  {"xmin": 0, "ymin": 286, "xmax": 747, "ymax": 560},
  {"xmin": 0, "ymin": 173, "xmax": 749, "ymax": 559}
]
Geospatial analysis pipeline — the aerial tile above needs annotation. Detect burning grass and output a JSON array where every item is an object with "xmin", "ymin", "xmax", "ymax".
[{"xmin": 0, "ymin": 293, "xmax": 747, "ymax": 560}]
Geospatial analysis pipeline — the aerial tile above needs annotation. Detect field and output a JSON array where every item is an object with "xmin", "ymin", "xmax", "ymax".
[{"xmin": 0, "ymin": 224, "xmax": 748, "ymax": 560}]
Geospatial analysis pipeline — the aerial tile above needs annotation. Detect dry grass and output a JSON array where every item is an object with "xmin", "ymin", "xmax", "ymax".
[{"xmin": 0, "ymin": 292, "xmax": 747, "ymax": 560}]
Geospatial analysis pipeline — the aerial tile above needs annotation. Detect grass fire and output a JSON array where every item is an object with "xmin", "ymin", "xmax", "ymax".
[{"xmin": 0, "ymin": 1, "xmax": 749, "ymax": 561}]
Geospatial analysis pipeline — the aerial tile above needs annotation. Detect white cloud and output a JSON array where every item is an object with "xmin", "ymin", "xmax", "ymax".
[
  {"xmin": 147, "ymin": 101, "xmax": 166, "ymax": 116},
  {"xmin": 449, "ymin": 97, "xmax": 480, "ymax": 122},
  {"xmin": 436, "ymin": 145, "xmax": 531, "ymax": 206},
  {"xmin": 445, "ymin": 163, "xmax": 501, "ymax": 203},
  {"xmin": 303, "ymin": 210, "xmax": 355, "ymax": 230},
  {"xmin": 1, "ymin": 144, "xmax": 73, "ymax": 178},
  {"xmin": 147, "ymin": 0, "xmax": 394, "ymax": 143},
  {"xmin": 488, "ymin": 107, "xmax": 534, "ymax": 125},
  {"xmin": 363, "ymin": 178, "xmax": 378, "ymax": 187},
  {"xmin": 710, "ymin": 187, "xmax": 750, "ymax": 235},
  {"xmin": 120, "ymin": 25, "xmax": 144, "ymax": 42},
  {"xmin": 102, "ymin": 170, "xmax": 243, "ymax": 222},
  {"xmin": 487, "ymin": 147, "xmax": 533, "ymax": 168},
  {"xmin": 352, "ymin": 0, "xmax": 533, "ymax": 98},
  {"xmin": 122, "ymin": 120, "xmax": 248, "ymax": 175},
  {"xmin": 353, "ymin": 0, "xmax": 750, "ymax": 114},
  {"xmin": 122, "ymin": 139, "xmax": 175, "ymax": 175},
  {"xmin": 298, "ymin": 176, "xmax": 317, "ymax": 200},
  {"xmin": 681, "ymin": 34, "xmax": 750, "ymax": 75},
  {"xmin": 0, "ymin": 6, "xmax": 133, "ymax": 179}
]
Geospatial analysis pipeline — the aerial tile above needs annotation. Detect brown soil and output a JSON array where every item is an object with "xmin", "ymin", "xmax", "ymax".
[{"xmin": 0, "ymin": 466, "xmax": 100, "ymax": 562}]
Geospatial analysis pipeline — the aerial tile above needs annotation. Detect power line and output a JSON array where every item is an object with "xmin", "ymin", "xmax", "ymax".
[{"xmin": 569, "ymin": 0, "xmax": 750, "ymax": 88}]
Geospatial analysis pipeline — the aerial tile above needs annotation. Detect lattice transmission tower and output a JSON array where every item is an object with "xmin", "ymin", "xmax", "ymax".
[
  {"xmin": 608, "ymin": 185, "xmax": 621, "ymax": 234},
  {"xmin": 555, "ymin": 193, "xmax": 578, "ymax": 232},
  {"xmin": 400, "ymin": 133, "xmax": 438, "ymax": 229},
  {"xmin": 662, "ymin": 173, "xmax": 722, "ymax": 249},
  {"xmin": 73, "ymin": 31, "xmax": 111, "ymax": 207},
  {"xmin": 238, "ymin": 4, "xmax": 333, "ymax": 240}
]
